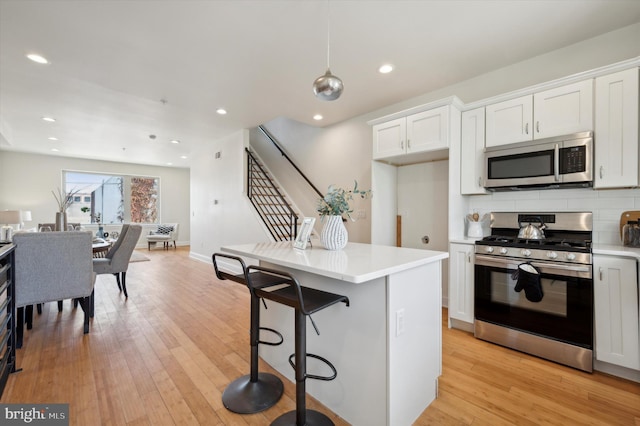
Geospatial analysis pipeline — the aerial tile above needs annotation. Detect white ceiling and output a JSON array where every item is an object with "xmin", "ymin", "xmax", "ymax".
[{"xmin": 1, "ymin": 0, "xmax": 639, "ymax": 168}]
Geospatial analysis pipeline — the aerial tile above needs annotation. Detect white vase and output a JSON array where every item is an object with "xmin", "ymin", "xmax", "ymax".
[{"xmin": 320, "ymin": 215, "xmax": 348, "ymax": 250}]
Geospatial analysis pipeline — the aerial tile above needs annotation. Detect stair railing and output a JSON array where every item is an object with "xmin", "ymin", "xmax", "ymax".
[
  {"xmin": 258, "ymin": 125, "xmax": 324, "ymax": 199},
  {"xmin": 246, "ymin": 148, "xmax": 298, "ymax": 241}
]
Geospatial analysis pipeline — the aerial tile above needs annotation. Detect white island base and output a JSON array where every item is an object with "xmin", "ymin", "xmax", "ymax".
[{"xmin": 221, "ymin": 241, "xmax": 447, "ymax": 426}]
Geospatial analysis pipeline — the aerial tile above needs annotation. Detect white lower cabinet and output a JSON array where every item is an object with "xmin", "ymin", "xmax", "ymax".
[
  {"xmin": 593, "ymin": 255, "xmax": 640, "ymax": 370},
  {"xmin": 448, "ymin": 242, "xmax": 475, "ymax": 326}
]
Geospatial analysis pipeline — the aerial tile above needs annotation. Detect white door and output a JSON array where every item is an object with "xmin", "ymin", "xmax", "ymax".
[
  {"xmin": 372, "ymin": 118, "xmax": 406, "ymax": 159},
  {"xmin": 407, "ymin": 106, "xmax": 449, "ymax": 153},
  {"xmin": 485, "ymin": 95, "xmax": 533, "ymax": 147},
  {"xmin": 533, "ymin": 79, "xmax": 593, "ymax": 139},
  {"xmin": 397, "ymin": 160, "xmax": 449, "ymax": 300}
]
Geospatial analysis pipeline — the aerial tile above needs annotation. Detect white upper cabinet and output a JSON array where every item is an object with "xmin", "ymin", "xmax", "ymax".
[
  {"xmin": 372, "ymin": 117, "xmax": 406, "ymax": 159},
  {"xmin": 594, "ymin": 67, "xmax": 640, "ymax": 189},
  {"xmin": 406, "ymin": 106, "xmax": 450, "ymax": 153},
  {"xmin": 485, "ymin": 79, "xmax": 593, "ymax": 148},
  {"xmin": 460, "ymin": 107, "xmax": 487, "ymax": 194},
  {"xmin": 373, "ymin": 105, "xmax": 450, "ymax": 161},
  {"xmin": 533, "ymin": 79, "xmax": 593, "ymax": 139},
  {"xmin": 485, "ymin": 95, "xmax": 533, "ymax": 147}
]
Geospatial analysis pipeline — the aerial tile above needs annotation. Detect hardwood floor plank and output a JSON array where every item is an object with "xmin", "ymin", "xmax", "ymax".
[{"xmin": 2, "ymin": 247, "xmax": 638, "ymax": 426}]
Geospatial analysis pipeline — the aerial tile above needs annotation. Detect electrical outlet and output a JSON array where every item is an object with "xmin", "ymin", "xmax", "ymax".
[
  {"xmin": 356, "ymin": 209, "xmax": 366, "ymax": 219},
  {"xmin": 396, "ymin": 309, "xmax": 405, "ymax": 336}
]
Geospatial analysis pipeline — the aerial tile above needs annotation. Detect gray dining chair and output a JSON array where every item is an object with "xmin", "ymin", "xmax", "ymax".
[
  {"xmin": 13, "ymin": 231, "xmax": 96, "ymax": 347},
  {"xmin": 92, "ymin": 224, "xmax": 142, "ymax": 298}
]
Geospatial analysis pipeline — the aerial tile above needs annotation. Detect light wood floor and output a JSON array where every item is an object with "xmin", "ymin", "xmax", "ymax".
[{"xmin": 2, "ymin": 247, "xmax": 639, "ymax": 425}]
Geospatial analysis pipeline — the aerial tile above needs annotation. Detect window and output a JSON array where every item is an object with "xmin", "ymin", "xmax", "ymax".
[{"xmin": 63, "ymin": 171, "xmax": 159, "ymax": 224}]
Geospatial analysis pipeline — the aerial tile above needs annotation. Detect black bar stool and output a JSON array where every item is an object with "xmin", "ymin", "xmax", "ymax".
[
  {"xmin": 247, "ymin": 265, "xmax": 350, "ymax": 426},
  {"xmin": 212, "ymin": 253, "xmax": 288, "ymax": 414}
]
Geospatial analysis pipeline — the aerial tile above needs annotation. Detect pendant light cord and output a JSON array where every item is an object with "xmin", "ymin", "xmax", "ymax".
[{"xmin": 326, "ymin": 0, "xmax": 331, "ymax": 69}]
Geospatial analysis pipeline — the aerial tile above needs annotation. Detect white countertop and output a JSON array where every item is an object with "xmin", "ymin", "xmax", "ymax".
[
  {"xmin": 593, "ymin": 243, "xmax": 640, "ymax": 259},
  {"xmin": 221, "ymin": 240, "xmax": 448, "ymax": 284}
]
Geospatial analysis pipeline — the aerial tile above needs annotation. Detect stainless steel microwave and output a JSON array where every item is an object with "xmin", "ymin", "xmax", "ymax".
[{"xmin": 484, "ymin": 131, "xmax": 593, "ymax": 191}]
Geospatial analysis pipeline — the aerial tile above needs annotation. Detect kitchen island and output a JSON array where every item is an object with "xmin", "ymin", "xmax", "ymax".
[{"xmin": 221, "ymin": 241, "xmax": 448, "ymax": 426}]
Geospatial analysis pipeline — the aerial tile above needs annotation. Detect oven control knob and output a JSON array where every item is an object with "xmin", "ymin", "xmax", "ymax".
[
  {"xmin": 547, "ymin": 251, "xmax": 558, "ymax": 259},
  {"xmin": 485, "ymin": 246, "xmax": 494, "ymax": 253},
  {"xmin": 521, "ymin": 249, "xmax": 531, "ymax": 257},
  {"xmin": 499, "ymin": 248, "xmax": 508, "ymax": 255},
  {"xmin": 566, "ymin": 253, "xmax": 576, "ymax": 261}
]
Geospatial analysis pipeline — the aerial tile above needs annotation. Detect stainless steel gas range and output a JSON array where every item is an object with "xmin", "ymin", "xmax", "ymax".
[{"xmin": 474, "ymin": 212, "xmax": 594, "ymax": 372}]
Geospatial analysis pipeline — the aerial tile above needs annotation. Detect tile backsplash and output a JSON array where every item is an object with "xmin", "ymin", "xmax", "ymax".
[{"xmin": 468, "ymin": 187, "xmax": 640, "ymax": 245}]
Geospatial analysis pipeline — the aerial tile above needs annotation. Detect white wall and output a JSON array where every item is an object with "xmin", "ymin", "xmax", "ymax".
[
  {"xmin": 0, "ymin": 150, "xmax": 190, "ymax": 245},
  {"xmin": 189, "ymin": 129, "xmax": 271, "ymax": 263},
  {"xmin": 250, "ymin": 116, "xmax": 373, "ymax": 243}
]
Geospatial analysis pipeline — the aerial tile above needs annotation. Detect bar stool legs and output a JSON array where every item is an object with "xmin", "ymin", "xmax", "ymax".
[
  {"xmin": 271, "ymin": 310, "xmax": 335, "ymax": 426},
  {"xmin": 222, "ymin": 293, "xmax": 284, "ymax": 414}
]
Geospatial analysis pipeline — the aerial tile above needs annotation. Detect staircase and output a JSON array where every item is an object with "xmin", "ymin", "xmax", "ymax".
[{"xmin": 246, "ymin": 148, "xmax": 299, "ymax": 241}]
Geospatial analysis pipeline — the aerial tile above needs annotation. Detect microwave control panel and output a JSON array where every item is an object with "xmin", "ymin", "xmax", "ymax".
[{"xmin": 560, "ymin": 145, "xmax": 586, "ymax": 173}]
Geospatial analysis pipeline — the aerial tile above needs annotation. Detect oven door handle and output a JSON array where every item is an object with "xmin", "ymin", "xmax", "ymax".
[{"xmin": 475, "ymin": 254, "xmax": 592, "ymax": 278}]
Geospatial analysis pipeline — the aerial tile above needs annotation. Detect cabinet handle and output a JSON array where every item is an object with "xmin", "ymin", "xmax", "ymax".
[
  {"xmin": 467, "ymin": 254, "xmax": 471, "ymax": 263},
  {"xmin": 407, "ymin": 139, "xmax": 411, "ymax": 150},
  {"xmin": 536, "ymin": 121, "xmax": 540, "ymax": 133},
  {"xmin": 599, "ymin": 165, "xmax": 604, "ymax": 179},
  {"xmin": 599, "ymin": 267, "xmax": 603, "ymax": 281},
  {"xmin": 401, "ymin": 140, "xmax": 404, "ymax": 150},
  {"xmin": 525, "ymin": 123, "xmax": 529, "ymax": 134},
  {"xmin": 478, "ymin": 176, "xmax": 482, "ymax": 187}
]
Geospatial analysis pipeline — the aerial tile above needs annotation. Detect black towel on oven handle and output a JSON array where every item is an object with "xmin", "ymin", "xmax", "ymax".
[{"xmin": 512, "ymin": 262, "xmax": 544, "ymax": 302}]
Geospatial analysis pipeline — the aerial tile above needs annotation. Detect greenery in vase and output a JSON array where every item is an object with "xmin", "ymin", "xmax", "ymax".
[
  {"xmin": 52, "ymin": 187, "xmax": 81, "ymax": 212},
  {"xmin": 316, "ymin": 181, "xmax": 372, "ymax": 220}
]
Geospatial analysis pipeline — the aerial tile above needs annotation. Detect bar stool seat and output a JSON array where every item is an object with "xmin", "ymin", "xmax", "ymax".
[
  {"xmin": 247, "ymin": 265, "xmax": 349, "ymax": 426},
  {"xmin": 212, "ymin": 253, "xmax": 289, "ymax": 414}
]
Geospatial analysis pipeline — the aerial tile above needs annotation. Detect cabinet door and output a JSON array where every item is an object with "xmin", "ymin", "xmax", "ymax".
[
  {"xmin": 533, "ymin": 79, "xmax": 593, "ymax": 139},
  {"xmin": 448, "ymin": 243, "xmax": 474, "ymax": 325},
  {"xmin": 594, "ymin": 255, "xmax": 640, "ymax": 370},
  {"xmin": 485, "ymin": 95, "xmax": 533, "ymax": 147},
  {"xmin": 373, "ymin": 118, "xmax": 406, "ymax": 159},
  {"xmin": 407, "ymin": 106, "xmax": 449, "ymax": 153},
  {"xmin": 460, "ymin": 108, "xmax": 487, "ymax": 194},
  {"xmin": 594, "ymin": 68, "xmax": 639, "ymax": 189}
]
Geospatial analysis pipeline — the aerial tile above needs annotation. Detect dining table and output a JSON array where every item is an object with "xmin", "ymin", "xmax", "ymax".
[{"xmin": 92, "ymin": 241, "xmax": 111, "ymax": 257}]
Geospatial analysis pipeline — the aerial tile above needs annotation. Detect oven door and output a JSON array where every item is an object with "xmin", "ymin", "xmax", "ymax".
[{"xmin": 474, "ymin": 254, "xmax": 593, "ymax": 349}]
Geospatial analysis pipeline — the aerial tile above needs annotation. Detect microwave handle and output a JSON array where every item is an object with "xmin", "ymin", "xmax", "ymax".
[{"xmin": 554, "ymin": 144, "xmax": 560, "ymax": 182}]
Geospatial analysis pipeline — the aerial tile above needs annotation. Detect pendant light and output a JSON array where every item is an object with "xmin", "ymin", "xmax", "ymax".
[{"xmin": 312, "ymin": 0, "xmax": 343, "ymax": 101}]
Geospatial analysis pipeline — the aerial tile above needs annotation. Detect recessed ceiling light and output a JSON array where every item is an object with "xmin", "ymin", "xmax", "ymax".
[
  {"xmin": 42, "ymin": 116, "xmax": 56, "ymax": 122},
  {"xmin": 166, "ymin": 162, "xmax": 173, "ymax": 166},
  {"xmin": 379, "ymin": 64, "xmax": 394, "ymax": 74},
  {"xmin": 313, "ymin": 114, "xmax": 323, "ymax": 121},
  {"xmin": 27, "ymin": 53, "xmax": 49, "ymax": 64},
  {"xmin": 48, "ymin": 137, "xmax": 58, "ymax": 141},
  {"xmin": 216, "ymin": 108, "xmax": 227, "ymax": 115},
  {"xmin": 51, "ymin": 148, "xmax": 59, "ymax": 152},
  {"xmin": 180, "ymin": 155, "xmax": 188, "ymax": 159},
  {"xmin": 170, "ymin": 139, "xmax": 180, "ymax": 144}
]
